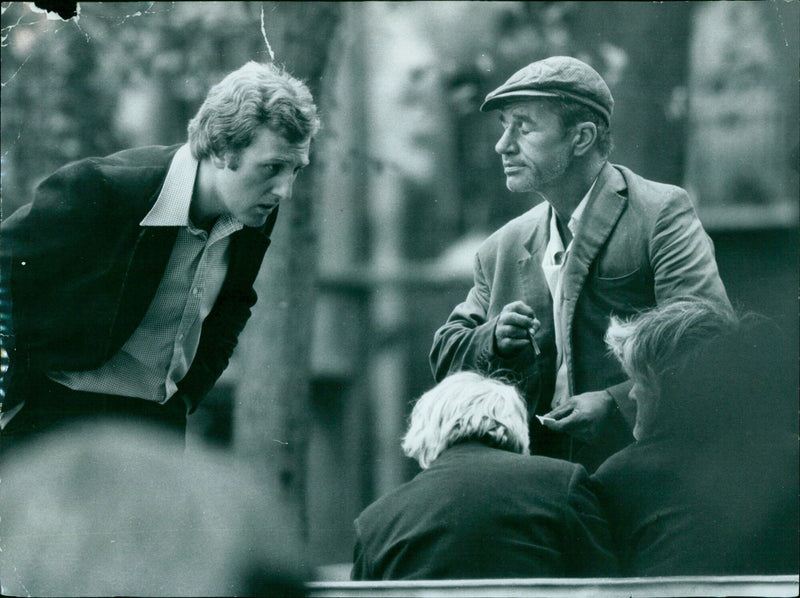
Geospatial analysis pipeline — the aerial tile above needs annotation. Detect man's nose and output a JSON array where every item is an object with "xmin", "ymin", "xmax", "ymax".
[
  {"xmin": 273, "ymin": 173, "xmax": 295, "ymax": 201},
  {"xmin": 494, "ymin": 127, "xmax": 516, "ymax": 155}
]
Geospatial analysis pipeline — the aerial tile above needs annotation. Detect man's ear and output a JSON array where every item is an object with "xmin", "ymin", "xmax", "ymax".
[
  {"xmin": 210, "ymin": 152, "xmax": 228, "ymax": 169},
  {"xmin": 571, "ymin": 122, "xmax": 597, "ymax": 157}
]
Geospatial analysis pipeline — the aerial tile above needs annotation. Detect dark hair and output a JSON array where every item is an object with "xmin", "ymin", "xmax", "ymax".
[
  {"xmin": 665, "ymin": 312, "xmax": 797, "ymax": 440},
  {"xmin": 540, "ymin": 96, "xmax": 613, "ymax": 157}
]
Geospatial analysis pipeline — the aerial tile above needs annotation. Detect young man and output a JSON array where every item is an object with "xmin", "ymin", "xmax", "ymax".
[
  {"xmin": 430, "ymin": 56, "xmax": 730, "ymax": 471},
  {"xmin": 0, "ymin": 61, "xmax": 319, "ymax": 448}
]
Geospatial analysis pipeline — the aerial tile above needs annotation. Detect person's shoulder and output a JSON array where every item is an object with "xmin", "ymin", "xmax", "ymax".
[
  {"xmin": 88, "ymin": 144, "xmax": 183, "ymax": 181},
  {"xmin": 353, "ymin": 477, "xmax": 421, "ymax": 542},
  {"xmin": 49, "ymin": 144, "xmax": 182, "ymax": 189},
  {"xmin": 592, "ymin": 438, "xmax": 679, "ymax": 484},
  {"xmin": 96, "ymin": 144, "xmax": 184, "ymax": 168},
  {"xmin": 33, "ymin": 145, "xmax": 183, "ymax": 221},
  {"xmin": 493, "ymin": 201, "xmax": 549, "ymax": 237},
  {"xmin": 491, "ymin": 451, "xmax": 590, "ymax": 491},
  {"xmin": 356, "ymin": 477, "xmax": 415, "ymax": 523},
  {"xmin": 611, "ymin": 163, "xmax": 691, "ymax": 209}
]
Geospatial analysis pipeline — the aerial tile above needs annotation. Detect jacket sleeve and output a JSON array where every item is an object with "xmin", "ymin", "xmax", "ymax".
[
  {"xmin": 429, "ymin": 252, "xmax": 537, "ymax": 383},
  {"xmin": 0, "ymin": 161, "xmax": 122, "ymax": 403},
  {"xmin": 177, "ymin": 224, "xmax": 273, "ymax": 413},
  {"xmin": 429, "ymin": 253, "xmax": 498, "ymax": 382},
  {"xmin": 650, "ymin": 190, "xmax": 730, "ymax": 307},
  {"xmin": 564, "ymin": 464, "xmax": 620, "ymax": 576},
  {"xmin": 176, "ymin": 283, "xmax": 257, "ymax": 413},
  {"xmin": 350, "ymin": 519, "xmax": 372, "ymax": 580}
]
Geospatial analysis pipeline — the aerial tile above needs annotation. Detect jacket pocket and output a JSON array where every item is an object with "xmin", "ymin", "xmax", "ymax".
[{"xmin": 584, "ymin": 267, "xmax": 654, "ymax": 314}]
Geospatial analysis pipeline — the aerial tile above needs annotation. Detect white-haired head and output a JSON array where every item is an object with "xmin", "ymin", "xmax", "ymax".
[{"xmin": 401, "ymin": 371, "xmax": 530, "ymax": 469}]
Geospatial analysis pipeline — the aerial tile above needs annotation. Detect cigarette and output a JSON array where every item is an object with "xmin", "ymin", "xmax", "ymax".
[{"xmin": 528, "ymin": 330, "xmax": 541, "ymax": 356}]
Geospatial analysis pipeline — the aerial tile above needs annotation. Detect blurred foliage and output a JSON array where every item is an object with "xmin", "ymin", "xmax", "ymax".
[
  {"xmin": 1, "ymin": 1, "xmax": 337, "ymax": 215},
  {"xmin": 405, "ymin": 1, "xmax": 638, "ymax": 238}
]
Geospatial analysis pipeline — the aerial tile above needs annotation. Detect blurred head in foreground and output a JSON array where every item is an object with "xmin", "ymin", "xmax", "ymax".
[
  {"xmin": 605, "ymin": 297, "xmax": 797, "ymax": 442},
  {"xmin": 401, "ymin": 371, "xmax": 530, "ymax": 469},
  {"xmin": 0, "ymin": 422, "xmax": 307, "ymax": 597}
]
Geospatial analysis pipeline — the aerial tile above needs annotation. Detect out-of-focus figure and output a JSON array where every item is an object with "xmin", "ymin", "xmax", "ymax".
[
  {"xmin": 594, "ymin": 297, "xmax": 799, "ymax": 575},
  {"xmin": 351, "ymin": 371, "xmax": 618, "ymax": 580},
  {"xmin": 0, "ymin": 422, "xmax": 308, "ymax": 596}
]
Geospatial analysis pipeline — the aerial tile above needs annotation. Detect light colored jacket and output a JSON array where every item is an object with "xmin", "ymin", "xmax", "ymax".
[{"xmin": 430, "ymin": 162, "xmax": 730, "ymax": 466}]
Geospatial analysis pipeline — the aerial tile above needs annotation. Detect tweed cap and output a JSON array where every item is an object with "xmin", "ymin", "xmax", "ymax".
[{"xmin": 481, "ymin": 56, "xmax": 614, "ymax": 123}]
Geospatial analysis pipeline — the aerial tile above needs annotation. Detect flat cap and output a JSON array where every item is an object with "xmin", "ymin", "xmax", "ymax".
[{"xmin": 481, "ymin": 56, "xmax": 613, "ymax": 123}]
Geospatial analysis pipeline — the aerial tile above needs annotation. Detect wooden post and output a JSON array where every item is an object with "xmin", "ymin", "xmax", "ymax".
[{"xmin": 231, "ymin": 1, "xmax": 341, "ymax": 541}]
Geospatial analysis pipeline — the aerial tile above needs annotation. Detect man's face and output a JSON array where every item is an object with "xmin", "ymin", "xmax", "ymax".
[
  {"xmin": 494, "ymin": 101, "xmax": 574, "ymax": 194},
  {"xmin": 215, "ymin": 126, "xmax": 310, "ymax": 227}
]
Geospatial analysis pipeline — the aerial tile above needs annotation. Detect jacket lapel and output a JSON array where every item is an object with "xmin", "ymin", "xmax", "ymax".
[
  {"xmin": 560, "ymin": 162, "xmax": 627, "ymax": 331},
  {"xmin": 109, "ymin": 226, "xmax": 179, "ymax": 351},
  {"xmin": 516, "ymin": 204, "xmax": 552, "ymax": 313}
]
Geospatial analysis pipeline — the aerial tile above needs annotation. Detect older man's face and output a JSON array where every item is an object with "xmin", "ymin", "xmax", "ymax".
[{"xmin": 494, "ymin": 101, "xmax": 574, "ymax": 195}]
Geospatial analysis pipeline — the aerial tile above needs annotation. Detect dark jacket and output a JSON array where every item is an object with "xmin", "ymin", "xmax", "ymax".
[
  {"xmin": 592, "ymin": 434, "xmax": 800, "ymax": 575},
  {"xmin": 1, "ymin": 145, "xmax": 277, "ymax": 413},
  {"xmin": 352, "ymin": 441, "xmax": 618, "ymax": 580}
]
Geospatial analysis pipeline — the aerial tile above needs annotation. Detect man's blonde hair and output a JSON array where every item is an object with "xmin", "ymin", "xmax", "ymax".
[
  {"xmin": 188, "ymin": 61, "xmax": 319, "ymax": 166},
  {"xmin": 401, "ymin": 371, "xmax": 530, "ymax": 469},
  {"xmin": 604, "ymin": 296, "xmax": 737, "ymax": 393}
]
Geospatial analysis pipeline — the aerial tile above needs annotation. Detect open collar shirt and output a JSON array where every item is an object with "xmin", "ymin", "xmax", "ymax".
[
  {"xmin": 49, "ymin": 144, "xmax": 243, "ymax": 403},
  {"xmin": 542, "ymin": 179, "xmax": 595, "ymax": 409}
]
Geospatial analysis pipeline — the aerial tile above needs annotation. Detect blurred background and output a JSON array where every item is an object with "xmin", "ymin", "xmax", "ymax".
[{"xmin": 2, "ymin": 0, "xmax": 798, "ymax": 576}]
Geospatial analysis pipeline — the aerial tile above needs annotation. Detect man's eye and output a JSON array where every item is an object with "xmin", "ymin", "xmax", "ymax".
[
  {"xmin": 264, "ymin": 164, "xmax": 281, "ymax": 176},
  {"xmin": 515, "ymin": 120, "xmax": 533, "ymax": 134}
]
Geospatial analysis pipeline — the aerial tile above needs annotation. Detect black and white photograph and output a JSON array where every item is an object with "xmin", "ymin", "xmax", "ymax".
[{"xmin": 1, "ymin": 2, "xmax": 798, "ymax": 596}]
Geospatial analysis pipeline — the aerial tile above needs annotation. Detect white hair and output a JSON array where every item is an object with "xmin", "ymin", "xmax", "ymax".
[{"xmin": 401, "ymin": 371, "xmax": 530, "ymax": 469}]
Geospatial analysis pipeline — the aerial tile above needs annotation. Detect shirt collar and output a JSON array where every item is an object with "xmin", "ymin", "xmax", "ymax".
[
  {"xmin": 547, "ymin": 175, "xmax": 599, "ymax": 247},
  {"xmin": 566, "ymin": 176, "xmax": 598, "ymax": 236},
  {"xmin": 141, "ymin": 144, "xmax": 198, "ymax": 227},
  {"xmin": 140, "ymin": 144, "xmax": 244, "ymax": 239}
]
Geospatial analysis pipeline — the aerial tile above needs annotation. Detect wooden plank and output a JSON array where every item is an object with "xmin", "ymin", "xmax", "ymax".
[{"xmin": 307, "ymin": 576, "xmax": 799, "ymax": 598}]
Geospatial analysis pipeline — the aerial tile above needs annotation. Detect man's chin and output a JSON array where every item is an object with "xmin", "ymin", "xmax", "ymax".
[
  {"xmin": 244, "ymin": 206, "xmax": 276, "ymax": 227},
  {"xmin": 505, "ymin": 178, "xmax": 534, "ymax": 194},
  {"xmin": 239, "ymin": 214, "xmax": 266, "ymax": 228}
]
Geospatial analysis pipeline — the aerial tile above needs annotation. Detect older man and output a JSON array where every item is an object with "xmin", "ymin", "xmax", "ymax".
[
  {"xmin": 1, "ymin": 61, "xmax": 319, "ymax": 448},
  {"xmin": 430, "ymin": 56, "xmax": 729, "ymax": 471},
  {"xmin": 351, "ymin": 371, "xmax": 617, "ymax": 580}
]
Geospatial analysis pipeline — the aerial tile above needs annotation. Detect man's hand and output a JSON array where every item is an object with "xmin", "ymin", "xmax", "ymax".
[
  {"xmin": 493, "ymin": 301, "xmax": 541, "ymax": 358},
  {"xmin": 541, "ymin": 390, "xmax": 615, "ymax": 444}
]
